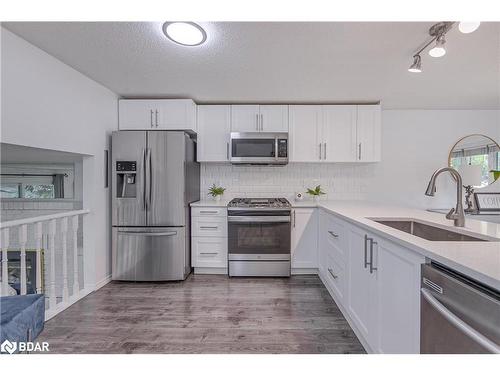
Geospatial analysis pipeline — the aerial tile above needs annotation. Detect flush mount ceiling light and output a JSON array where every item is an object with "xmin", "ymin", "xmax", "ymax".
[
  {"xmin": 162, "ymin": 22, "xmax": 207, "ymax": 46},
  {"xmin": 458, "ymin": 22, "xmax": 481, "ymax": 34},
  {"xmin": 408, "ymin": 55, "xmax": 422, "ymax": 73},
  {"xmin": 407, "ymin": 21, "xmax": 480, "ymax": 73},
  {"xmin": 429, "ymin": 34, "xmax": 446, "ymax": 58}
]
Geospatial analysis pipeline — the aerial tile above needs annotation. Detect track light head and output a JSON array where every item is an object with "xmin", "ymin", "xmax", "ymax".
[
  {"xmin": 459, "ymin": 22, "xmax": 480, "ymax": 34},
  {"xmin": 408, "ymin": 55, "xmax": 422, "ymax": 73},
  {"xmin": 429, "ymin": 34, "xmax": 446, "ymax": 58}
]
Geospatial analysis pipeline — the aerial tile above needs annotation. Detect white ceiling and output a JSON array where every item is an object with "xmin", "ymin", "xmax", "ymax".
[{"xmin": 3, "ymin": 22, "xmax": 500, "ymax": 109}]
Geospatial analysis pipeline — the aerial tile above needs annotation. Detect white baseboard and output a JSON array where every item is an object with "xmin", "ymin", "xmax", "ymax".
[
  {"xmin": 95, "ymin": 274, "xmax": 112, "ymax": 290},
  {"xmin": 291, "ymin": 267, "xmax": 319, "ymax": 275},
  {"xmin": 194, "ymin": 267, "xmax": 228, "ymax": 275}
]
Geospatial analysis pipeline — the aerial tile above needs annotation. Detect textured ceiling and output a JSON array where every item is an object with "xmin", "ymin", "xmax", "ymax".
[{"xmin": 3, "ymin": 22, "xmax": 500, "ymax": 109}]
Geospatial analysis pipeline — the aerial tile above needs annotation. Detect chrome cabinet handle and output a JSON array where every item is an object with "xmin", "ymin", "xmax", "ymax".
[
  {"xmin": 369, "ymin": 239, "xmax": 377, "ymax": 273},
  {"xmin": 421, "ymin": 288, "xmax": 500, "ymax": 353},
  {"xmin": 256, "ymin": 114, "xmax": 259, "ymax": 131},
  {"xmin": 328, "ymin": 268, "xmax": 338, "ymax": 279},
  {"xmin": 293, "ymin": 210, "xmax": 296, "ymax": 228},
  {"xmin": 324, "ymin": 142, "xmax": 327, "ymax": 159},
  {"xmin": 200, "ymin": 210, "xmax": 218, "ymax": 214},
  {"xmin": 260, "ymin": 114, "xmax": 263, "ymax": 131},
  {"xmin": 150, "ymin": 110, "xmax": 154, "ymax": 128},
  {"xmin": 200, "ymin": 252, "xmax": 218, "ymax": 255},
  {"xmin": 358, "ymin": 143, "xmax": 362, "ymax": 160},
  {"xmin": 364, "ymin": 234, "xmax": 369, "ymax": 268},
  {"xmin": 200, "ymin": 226, "xmax": 218, "ymax": 229},
  {"xmin": 328, "ymin": 230, "xmax": 339, "ymax": 238},
  {"xmin": 319, "ymin": 143, "xmax": 322, "ymax": 160},
  {"xmin": 226, "ymin": 142, "xmax": 229, "ymax": 160},
  {"xmin": 155, "ymin": 110, "xmax": 159, "ymax": 128}
]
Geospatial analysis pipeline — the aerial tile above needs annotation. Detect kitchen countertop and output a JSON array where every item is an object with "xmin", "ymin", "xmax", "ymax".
[{"xmin": 190, "ymin": 199, "xmax": 500, "ymax": 289}]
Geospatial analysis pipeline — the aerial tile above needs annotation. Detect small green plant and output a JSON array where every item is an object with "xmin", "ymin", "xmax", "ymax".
[
  {"xmin": 208, "ymin": 184, "xmax": 226, "ymax": 197},
  {"xmin": 306, "ymin": 185, "xmax": 325, "ymax": 196}
]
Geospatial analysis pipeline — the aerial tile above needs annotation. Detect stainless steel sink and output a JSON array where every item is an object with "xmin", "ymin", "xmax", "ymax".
[{"xmin": 371, "ymin": 219, "xmax": 490, "ymax": 242}]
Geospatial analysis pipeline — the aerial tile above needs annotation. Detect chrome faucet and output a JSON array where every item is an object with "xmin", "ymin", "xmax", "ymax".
[{"xmin": 425, "ymin": 167, "xmax": 466, "ymax": 227}]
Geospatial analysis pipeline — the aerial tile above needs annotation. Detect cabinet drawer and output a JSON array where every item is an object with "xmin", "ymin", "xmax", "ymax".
[
  {"xmin": 192, "ymin": 207, "xmax": 227, "ymax": 217},
  {"xmin": 321, "ymin": 212, "xmax": 347, "ymax": 261},
  {"xmin": 192, "ymin": 237, "xmax": 227, "ymax": 268},
  {"xmin": 192, "ymin": 217, "xmax": 227, "ymax": 237},
  {"xmin": 325, "ymin": 252, "xmax": 346, "ymax": 302}
]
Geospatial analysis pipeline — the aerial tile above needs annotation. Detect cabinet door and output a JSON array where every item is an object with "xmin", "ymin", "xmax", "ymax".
[
  {"xmin": 119, "ymin": 100, "xmax": 156, "ymax": 130},
  {"xmin": 197, "ymin": 105, "xmax": 231, "ymax": 162},
  {"xmin": 376, "ymin": 238, "xmax": 424, "ymax": 353},
  {"xmin": 157, "ymin": 99, "xmax": 196, "ymax": 131},
  {"xmin": 322, "ymin": 105, "xmax": 357, "ymax": 162},
  {"xmin": 231, "ymin": 105, "xmax": 260, "ymax": 132},
  {"xmin": 259, "ymin": 105, "xmax": 289, "ymax": 132},
  {"xmin": 347, "ymin": 226, "xmax": 378, "ymax": 351},
  {"xmin": 356, "ymin": 105, "xmax": 381, "ymax": 162},
  {"xmin": 289, "ymin": 105, "xmax": 322, "ymax": 162},
  {"xmin": 192, "ymin": 237, "xmax": 228, "ymax": 268},
  {"xmin": 291, "ymin": 208, "xmax": 318, "ymax": 269}
]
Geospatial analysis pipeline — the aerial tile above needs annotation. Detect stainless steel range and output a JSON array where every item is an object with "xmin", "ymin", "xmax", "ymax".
[{"xmin": 227, "ymin": 198, "xmax": 291, "ymax": 277}]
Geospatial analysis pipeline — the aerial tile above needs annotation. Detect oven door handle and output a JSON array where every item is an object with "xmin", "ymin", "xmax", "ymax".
[
  {"xmin": 228, "ymin": 216, "xmax": 291, "ymax": 223},
  {"xmin": 421, "ymin": 288, "xmax": 500, "ymax": 353}
]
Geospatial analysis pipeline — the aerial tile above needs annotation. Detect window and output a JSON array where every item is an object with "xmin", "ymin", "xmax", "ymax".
[{"xmin": 0, "ymin": 184, "xmax": 21, "ymax": 198}]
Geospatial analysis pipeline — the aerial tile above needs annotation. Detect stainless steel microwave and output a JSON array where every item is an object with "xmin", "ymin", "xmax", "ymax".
[{"xmin": 230, "ymin": 132, "xmax": 288, "ymax": 165}]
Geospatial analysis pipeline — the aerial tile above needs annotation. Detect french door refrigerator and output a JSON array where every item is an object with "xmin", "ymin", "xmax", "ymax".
[{"xmin": 111, "ymin": 131, "xmax": 200, "ymax": 281}]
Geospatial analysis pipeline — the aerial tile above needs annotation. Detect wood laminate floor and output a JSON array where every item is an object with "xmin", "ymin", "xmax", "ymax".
[{"xmin": 37, "ymin": 275, "xmax": 365, "ymax": 354}]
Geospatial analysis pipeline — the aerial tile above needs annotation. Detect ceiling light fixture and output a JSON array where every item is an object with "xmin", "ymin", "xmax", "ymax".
[
  {"xmin": 408, "ymin": 55, "xmax": 422, "ymax": 73},
  {"xmin": 428, "ymin": 34, "xmax": 446, "ymax": 58},
  {"xmin": 458, "ymin": 22, "xmax": 481, "ymax": 34},
  {"xmin": 162, "ymin": 22, "xmax": 207, "ymax": 46}
]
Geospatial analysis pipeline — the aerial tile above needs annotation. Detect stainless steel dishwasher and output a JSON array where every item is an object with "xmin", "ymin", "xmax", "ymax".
[{"xmin": 420, "ymin": 263, "xmax": 500, "ymax": 353}]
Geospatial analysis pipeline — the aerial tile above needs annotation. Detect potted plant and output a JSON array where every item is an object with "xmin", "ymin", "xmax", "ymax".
[
  {"xmin": 306, "ymin": 185, "xmax": 325, "ymax": 203},
  {"xmin": 208, "ymin": 184, "xmax": 226, "ymax": 202}
]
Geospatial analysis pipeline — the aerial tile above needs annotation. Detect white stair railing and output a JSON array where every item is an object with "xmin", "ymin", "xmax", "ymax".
[{"xmin": 0, "ymin": 209, "xmax": 90, "ymax": 319}]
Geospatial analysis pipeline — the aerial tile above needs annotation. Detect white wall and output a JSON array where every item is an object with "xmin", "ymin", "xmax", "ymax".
[
  {"xmin": 367, "ymin": 110, "xmax": 500, "ymax": 208},
  {"xmin": 1, "ymin": 28, "xmax": 118, "ymax": 287}
]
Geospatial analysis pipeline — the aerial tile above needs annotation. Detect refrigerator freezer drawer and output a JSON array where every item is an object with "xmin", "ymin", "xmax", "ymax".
[{"xmin": 112, "ymin": 227, "xmax": 188, "ymax": 281}]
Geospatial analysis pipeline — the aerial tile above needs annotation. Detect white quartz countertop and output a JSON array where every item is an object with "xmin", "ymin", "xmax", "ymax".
[
  {"xmin": 317, "ymin": 201, "xmax": 500, "ymax": 290},
  {"xmin": 190, "ymin": 199, "xmax": 500, "ymax": 289}
]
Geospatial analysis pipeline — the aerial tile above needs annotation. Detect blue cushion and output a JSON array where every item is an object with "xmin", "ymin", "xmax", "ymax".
[{"xmin": 0, "ymin": 294, "xmax": 45, "ymax": 353}]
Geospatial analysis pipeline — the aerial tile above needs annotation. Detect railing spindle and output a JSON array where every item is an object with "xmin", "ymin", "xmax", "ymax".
[
  {"xmin": 1, "ymin": 228, "xmax": 9, "ymax": 293},
  {"xmin": 19, "ymin": 224, "xmax": 28, "ymax": 295},
  {"xmin": 48, "ymin": 219, "xmax": 57, "ymax": 308},
  {"xmin": 35, "ymin": 222, "xmax": 43, "ymax": 294},
  {"xmin": 61, "ymin": 217, "xmax": 69, "ymax": 302},
  {"xmin": 71, "ymin": 215, "xmax": 79, "ymax": 296}
]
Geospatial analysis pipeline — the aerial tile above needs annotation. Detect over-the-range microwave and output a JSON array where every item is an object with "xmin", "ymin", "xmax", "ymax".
[{"xmin": 229, "ymin": 132, "xmax": 288, "ymax": 165}]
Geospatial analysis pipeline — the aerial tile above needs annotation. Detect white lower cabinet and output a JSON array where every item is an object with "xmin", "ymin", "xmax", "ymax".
[
  {"xmin": 191, "ymin": 206, "xmax": 228, "ymax": 273},
  {"xmin": 318, "ymin": 209, "xmax": 424, "ymax": 353},
  {"xmin": 291, "ymin": 208, "xmax": 318, "ymax": 271}
]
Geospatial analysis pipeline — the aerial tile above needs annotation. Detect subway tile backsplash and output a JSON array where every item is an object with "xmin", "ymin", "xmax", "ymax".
[{"xmin": 200, "ymin": 163, "xmax": 376, "ymax": 201}]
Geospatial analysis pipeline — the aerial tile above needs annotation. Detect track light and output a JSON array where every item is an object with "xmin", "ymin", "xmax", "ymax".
[
  {"xmin": 408, "ymin": 55, "xmax": 422, "ymax": 73},
  {"xmin": 458, "ymin": 22, "xmax": 480, "ymax": 34},
  {"xmin": 429, "ymin": 34, "xmax": 446, "ymax": 58}
]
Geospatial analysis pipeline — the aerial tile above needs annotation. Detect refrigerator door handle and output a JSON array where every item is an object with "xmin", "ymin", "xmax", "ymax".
[
  {"xmin": 118, "ymin": 231, "xmax": 178, "ymax": 237},
  {"xmin": 142, "ymin": 148, "xmax": 147, "ymax": 211},
  {"xmin": 145, "ymin": 148, "xmax": 152, "ymax": 211}
]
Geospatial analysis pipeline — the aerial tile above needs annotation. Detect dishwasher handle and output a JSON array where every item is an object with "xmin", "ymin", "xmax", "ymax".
[{"xmin": 421, "ymin": 288, "xmax": 500, "ymax": 353}]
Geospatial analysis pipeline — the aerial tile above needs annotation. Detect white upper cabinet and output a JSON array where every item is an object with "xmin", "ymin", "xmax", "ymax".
[
  {"xmin": 291, "ymin": 208, "xmax": 318, "ymax": 270},
  {"xmin": 356, "ymin": 105, "xmax": 381, "ymax": 162},
  {"xmin": 289, "ymin": 104, "xmax": 381, "ymax": 163},
  {"xmin": 119, "ymin": 99, "xmax": 197, "ymax": 132},
  {"xmin": 197, "ymin": 105, "xmax": 231, "ymax": 162},
  {"xmin": 259, "ymin": 105, "xmax": 289, "ymax": 132},
  {"xmin": 289, "ymin": 105, "xmax": 322, "ymax": 162},
  {"xmin": 322, "ymin": 105, "xmax": 357, "ymax": 162},
  {"xmin": 231, "ymin": 105, "xmax": 288, "ymax": 132}
]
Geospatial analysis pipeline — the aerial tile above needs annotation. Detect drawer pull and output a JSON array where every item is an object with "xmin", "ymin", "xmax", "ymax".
[
  {"xmin": 200, "ymin": 252, "xmax": 218, "ymax": 255},
  {"xmin": 328, "ymin": 268, "xmax": 338, "ymax": 279},
  {"xmin": 200, "ymin": 226, "xmax": 218, "ymax": 230},
  {"xmin": 328, "ymin": 231, "xmax": 339, "ymax": 238},
  {"xmin": 200, "ymin": 210, "xmax": 218, "ymax": 214}
]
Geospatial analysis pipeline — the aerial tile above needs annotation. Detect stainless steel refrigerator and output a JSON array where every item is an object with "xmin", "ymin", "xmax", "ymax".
[{"xmin": 111, "ymin": 131, "xmax": 200, "ymax": 281}]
